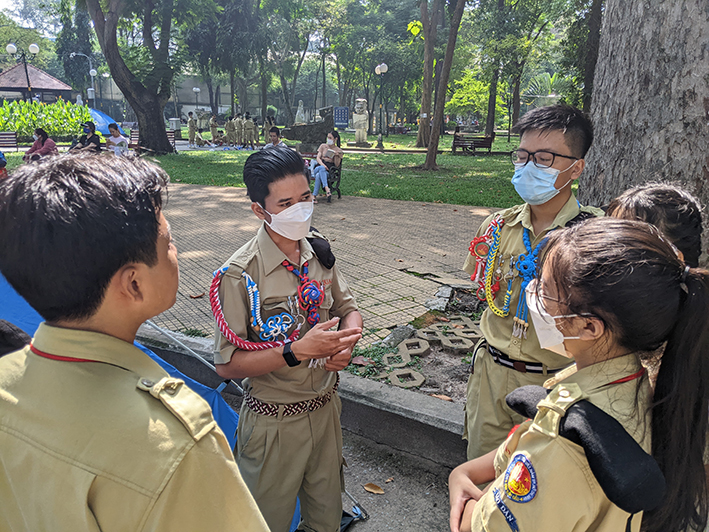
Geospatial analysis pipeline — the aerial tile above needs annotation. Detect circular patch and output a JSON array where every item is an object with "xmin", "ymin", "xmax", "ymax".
[
  {"xmin": 473, "ymin": 241, "xmax": 490, "ymax": 257},
  {"xmin": 503, "ymin": 454, "xmax": 537, "ymax": 503}
]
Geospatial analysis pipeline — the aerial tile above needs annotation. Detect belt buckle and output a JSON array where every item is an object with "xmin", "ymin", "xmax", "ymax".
[{"xmin": 512, "ymin": 360, "xmax": 527, "ymax": 373}]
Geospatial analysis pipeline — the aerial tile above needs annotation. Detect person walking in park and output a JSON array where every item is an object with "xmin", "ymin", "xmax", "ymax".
[
  {"xmin": 449, "ymin": 217, "xmax": 709, "ymax": 532},
  {"xmin": 187, "ymin": 111, "xmax": 197, "ymax": 148},
  {"xmin": 23, "ymin": 127, "xmax": 58, "ymax": 161},
  {"xmin": 0, "ymin": 154, "xmax": 269, "ymax": 532},
  {"xmin": 461, "ymin": 104, "xmax": 602, "ymax": 461},
  {"xmin": 210, "ymin": 114, "xmax": 219, "ymax": 142},
  {"xmin": 211, "ymin": 148, "xmax": 362, "ymax": 532}
]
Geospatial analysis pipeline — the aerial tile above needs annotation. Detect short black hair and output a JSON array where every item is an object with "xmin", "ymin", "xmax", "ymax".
[
  {"xmin": 0, "ymin": 154, "xmax": 168, "ymax": 321},
  {"xmin": 514, "ymin": 104, "xmax": 594, "ymax": 158},
  {"xmin": 269, "ymin": 126, "xmax": 280, "ymax": 136},
  {"xmin": 243, "ymin": 148, "xmax": 305, "ymax": 206},
  {"xmin": 108, "ymin": 122, "xmax": 118, "ymax": 131},
  {"xmin": 188, "ymin": 111, "xmax": 193, "ymax": 116}
]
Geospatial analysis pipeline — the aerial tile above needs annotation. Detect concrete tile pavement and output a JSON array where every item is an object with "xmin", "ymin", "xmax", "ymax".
[{"xmin": 155, "ymin": 183, "xmax": 493, "ymax": 344}]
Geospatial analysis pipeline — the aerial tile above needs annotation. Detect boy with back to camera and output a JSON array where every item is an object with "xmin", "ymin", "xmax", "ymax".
[
  {"xmin": 212, "ymin": 148, "xmax": 363, "ymax": 532},
  {"xmin": 462, "ymin": 104, "xmax": 603, "ymax": 460},
  {"xmin": 0, "ymin": 154, "xmax": 268, "ymax": 532}
]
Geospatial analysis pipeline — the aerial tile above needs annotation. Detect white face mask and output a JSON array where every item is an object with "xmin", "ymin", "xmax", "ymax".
[
  {"xmin": 525, "ymin": 280, "xmax": 580, "ymax": 358},
  {"xmin": 32, "ymin": 134, "xmax": 38, "ymax": 141},
  {"xmin": 326, "ymin": 138, "xmax": 334, "ymax": 145},
  {"xmin": 263, "ymin": 201, "xmax": 313, "ymax": 241}
]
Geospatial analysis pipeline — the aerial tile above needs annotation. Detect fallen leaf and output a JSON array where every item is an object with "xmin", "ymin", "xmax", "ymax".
[
  {"xmin": 386, "ymin": 477, "xmax": 394, "ymax": 483},
  {"xmin": 453, "ymin": 324, "xmax": 464, "ymax": 329},
  {"xmin": 364, "ymin": 483, "xmax": 385, "ymax": 494},
  {"xmin": 396, "ymin": 259, "xmax": 404, "ymax": 262},
  {"xmin": 453, "ymin": 209, "xmax": 458, "ymax": 212},
  {"xmin": 438, "ymin": 317, "xmax": 450, "ymax": 322},
  {"xmin": 352, "ymin": 356, "xmax": 374, "ymax": 366},
  {"xmin": 341, "ymin": 217, "xmax": 346, "ymax": 220},
  {"xmin": 189, "ymin": 292, "xmax": 206, "ymax": 299},
  {"xmin": 431, "ymin": 394, "xmax": 453, "ymax": 402}
]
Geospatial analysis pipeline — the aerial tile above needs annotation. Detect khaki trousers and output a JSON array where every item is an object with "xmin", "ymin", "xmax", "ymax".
[
  {"xmin": 464, "ymin": 341, "xmax": 553, "ymax": 460},
  {"xmin": 237, "ymin": 393, "xmax": 344, "ymax": 532},
  {"xmin": 188, "ymin": 129, "xmax": 196, "ymax": 144}
]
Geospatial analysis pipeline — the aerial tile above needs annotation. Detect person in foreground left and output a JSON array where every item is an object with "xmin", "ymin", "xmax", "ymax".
[{"xmin": 0, "ymin": 154, "xmax": 269, "ymax": 532}]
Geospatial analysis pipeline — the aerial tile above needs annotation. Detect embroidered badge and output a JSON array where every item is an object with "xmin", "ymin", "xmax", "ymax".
[
  {"xmin": 503, "ymin": 454, "xmax": 537, "ymax": 503},
  {"xmin": 493, "ymin": 488, "xmax": 519, "ymax": 532}
]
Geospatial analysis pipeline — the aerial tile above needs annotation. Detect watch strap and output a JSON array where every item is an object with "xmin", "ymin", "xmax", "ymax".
[{"xmin": 282, "ymin": 343, "xmax": 301, "ymax": 367}]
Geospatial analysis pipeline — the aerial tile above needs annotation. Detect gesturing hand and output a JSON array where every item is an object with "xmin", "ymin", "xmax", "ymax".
[{"xmin": 293, "ymin": 317, "xmax": 362, "ymax": 362}]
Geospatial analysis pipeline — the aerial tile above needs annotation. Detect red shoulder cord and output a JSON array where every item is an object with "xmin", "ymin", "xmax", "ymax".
[{"xmin": 30, "ymin": 344, "xmax": 92, "ymax": 362}]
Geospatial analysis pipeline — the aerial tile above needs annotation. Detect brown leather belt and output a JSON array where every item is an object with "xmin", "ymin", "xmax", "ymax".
[{"xmin": 244, "ymin": 374, "xmax": 339, "ymax": 417}]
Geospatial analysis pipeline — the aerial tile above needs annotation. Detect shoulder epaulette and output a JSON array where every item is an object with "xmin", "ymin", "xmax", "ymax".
[
  {"xmin": 506, "ymin": 385, "xmax": 665, "ymax": 515},
  {"xmin": 137, "ymin": 376, "xmax": 216, "ymax": 441}
]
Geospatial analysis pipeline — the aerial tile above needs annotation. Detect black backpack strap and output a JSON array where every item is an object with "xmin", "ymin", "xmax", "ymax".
[
  {"xmin": 306, "ymin": 227, "xmax": 336, "ymax": 270},
  {"xmin": 564, "ymin": 210, "xmax": 596, "ymax": 228}
]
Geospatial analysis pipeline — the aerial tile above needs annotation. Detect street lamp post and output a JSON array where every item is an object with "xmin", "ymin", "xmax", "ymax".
[
  {"xmin": 374, "ymin": 62, "xmax": 388, "ymax": 150},
  {"xmin": 6, "ymin": 43, "xmax": 39, "ymax": 99},
  {"xmin": 70, "ymin": 52, "xmax": 95, "ymax": 105},
  {"xmin": 192, "ymin": 87, "xmax": 200, "ymax": 110},
  {"xmin": 102, "ymin": 72, "xmax": 112, "ymax": 114}
]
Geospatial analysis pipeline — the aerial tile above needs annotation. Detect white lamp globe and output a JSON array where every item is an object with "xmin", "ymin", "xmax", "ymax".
[
  {"xmin": 379, "ymin": 63, "xmax": 388, "ymax": 74},
  {"xmin": 6, "ymin": 43, "xmax": 17, "ymax": 55},
  {"xmin": 28, "ymin": 43, "xmax": 39, "ymax": 54}
]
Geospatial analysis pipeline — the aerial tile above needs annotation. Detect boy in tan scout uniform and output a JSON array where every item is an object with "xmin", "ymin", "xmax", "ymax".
[
  {"xmin": 243, "ymin": 113, "xmax": 255, "ymax": 149},
  {"xmin": 225, "ymin": 116, "xmax": 237, "ymax": 146},
  {"xmin": 213, "ymin": 148, "xmax": 363, "ymax": 532},
  {"xmin": 0, "ymin": 154, "xmax": 268, "ymax": 532},
  {"xmin": 462, "ymin": 104, "xmax": 603, "ymax": 461},
  {"xmin": 187, "ymin": 111, "xmax": 197, "ymax": 148},
  {"xmin": 209, "ymin": 114, "xmax": 219, "ymax": 141},
  {"xmin": 235, "ymin": 113, "xmax": 244, "ymax": 146}
]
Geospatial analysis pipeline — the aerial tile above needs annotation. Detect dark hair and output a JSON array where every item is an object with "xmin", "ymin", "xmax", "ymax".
[
  {"xmin": 269, "ymin": 126, "xmax": 280, "ymax": 136},
  {"xmin": 34, "ymin": 127, "xmax": 48, "ymax": 145},
  {"xmin": 539, "ymin": 218, "xmax": 709, "ymax": 532},
  {"xmin": 514, "ymin": 104, "xmax": 593, "ymax": 158},
  {"xmin": 330, "ymin": 129, "xmax": 341, "ymax": 148},
  {"xmin": 243, "ymin": 148, "xmax": 305, "ymax": 206},
  {"xmin": 108, "ymin": 122, "xmax": 119, "ymax": 132},
  {"xmin": 188, "ymin": 111, "xmax": 193, "ymax": 116},
  {"xmin": 607, "ymin": 183, "xmax": 704, "ymax": 267},
  {"xmin": 83, "ymin": 121, "xmax": 96, "ymax": 133},
  {"xmin": 0, "ymin": 154, "xmax": 168, "ymax": 322},
  {"xmin": 245, "ymin": 112, "xmax": 251, "ymax": 119},
  {"xmin": 237, "ymin": 113, "xmax": 242, "ymax": 118}
]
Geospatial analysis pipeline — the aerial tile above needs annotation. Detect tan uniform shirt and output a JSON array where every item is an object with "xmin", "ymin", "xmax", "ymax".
[
  {"xmin": 236, "ymin": 117, "xmax": 244, "ymax": 135},
  {"xmin": 472, "ymin": 353, "xmax": 651, "ymax": 532},
  {"xmin": 214, "ymin": 224, "xmax": 359, "ymax": 403},
  {"xmin": 0, "ymin": 323, "xmax": 269, "ymax": 532},
  {"xmin": 187, "ymin": 117, "xmax": 197, "ymax": 132},
  {"xmin": 463, "ymin": 195, "xmax": 604, "ymax": 367}
]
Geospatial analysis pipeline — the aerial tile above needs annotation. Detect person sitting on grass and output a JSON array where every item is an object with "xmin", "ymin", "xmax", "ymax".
[
  {"xmin": 313, "ymin": 130, "xmax": 343, "ymax": 203},
  {"xmin": 23, "ymin": 128, "xmax": 58, "ymax": 162}
]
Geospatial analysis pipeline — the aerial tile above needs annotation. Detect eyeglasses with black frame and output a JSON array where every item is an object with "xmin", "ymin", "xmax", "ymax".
[{"xmin": 510, "ymin": 149, "xmax": 578, "ymax": 169}]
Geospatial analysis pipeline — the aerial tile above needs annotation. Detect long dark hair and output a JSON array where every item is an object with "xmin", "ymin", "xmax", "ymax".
[
  {"xmin": 330, "ymin": 129, "xmax": 341, "ymax": 148},
  {"xmin": 34, "ymin": 128, "xmax": 48, "ymax": 146},
  {"xmin": 540, "ymin": 218, "xmax": 709, "ymax": 532},
  {"xmin": 607, "ymin": 182, "xmax": 704, "ymax": 267}
]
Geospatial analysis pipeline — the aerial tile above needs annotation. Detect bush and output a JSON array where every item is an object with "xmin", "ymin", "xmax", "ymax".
[{"xmin": 0, "ymin": 98, "xmax": 92, "ymax": 138}]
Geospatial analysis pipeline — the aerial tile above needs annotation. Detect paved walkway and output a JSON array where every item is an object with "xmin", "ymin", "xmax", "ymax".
[{"xmin": 155, "ymin": 184, "xmax": 493, "ymax": 345}]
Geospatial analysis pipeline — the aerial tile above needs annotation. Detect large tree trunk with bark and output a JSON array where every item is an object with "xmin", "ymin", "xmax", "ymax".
[
  {"xmin": 581, "ymin": 0, "xmax": 709, "ymax": 255},
  {"xmin": 423, "ymin": 0, "xmax": 466, "ymax": 169},
  {"xmin": 582, "ymin": 0, "xmax": 604, "ymax": 111},
  {"xmin": 485, "ymin": 68, "xmax": 499, "ymax": 137},
  {"xmin": 86, "ymin": 0, "xmax": 173, "ymax": 154},
  {"xmin": 416, "ymin": 0, "xmax": 442, "ymax": 148}
]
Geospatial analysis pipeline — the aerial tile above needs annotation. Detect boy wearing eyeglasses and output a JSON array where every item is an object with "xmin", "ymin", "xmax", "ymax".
[{"xmin": 461, "ymin": 104, "xmax": 603, "ymax": 460}]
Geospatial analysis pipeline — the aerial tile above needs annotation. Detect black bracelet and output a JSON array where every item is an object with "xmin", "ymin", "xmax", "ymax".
[{"xmin": 282, "ymin": 343, "xmax": 301, "ymax": 367}]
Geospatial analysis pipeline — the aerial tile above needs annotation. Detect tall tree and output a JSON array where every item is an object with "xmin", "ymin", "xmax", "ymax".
[
  {"xmin": 581, "ymin": 0, "xmax": 709, "ymax": 257},
  {"xmin": 422, "ymin": 0, "xmax": 466, "ymax": 169},
  {"xmin": 413, "ymin": 0, "xmax": 443, "ymax": 147},
  {"xmin": 85, "ymin": 0, "xmax": 217, "ymax": 154}
]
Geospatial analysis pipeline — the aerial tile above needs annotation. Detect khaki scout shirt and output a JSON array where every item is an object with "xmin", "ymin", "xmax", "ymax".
[
  {"xmin": 225, "ymin": 119, "xmax": 236, "ymax": 133},
  {"xmin": 235, "ymin": 117, "xmax": 244, "ymax": 135},
  {"xmin": 0, "ymin": 323, "xmax": 269, "ymax": 532},
  {"xmin": 463, "ymin": 194, "xmax": 603, "ymax": 368},
  {"xmin": 472, "ymin": 353, "xmax": 651, "ymax": 532},
  {"xmin": 187, "ymin": 117, "xmax": 197, "ymax": 131},
  {"xmin": 214, "ymin": 224, "xmax": 359, "ymax": 404}
]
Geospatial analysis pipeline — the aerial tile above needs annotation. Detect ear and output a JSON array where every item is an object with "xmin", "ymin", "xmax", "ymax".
[
  {"xmin": 251, "ymin": 202, "xmax": 270, "ymax": 223},
  {"xmin": 114, "ymin": 264, "xmax": 145, "ymax": 304},
  {"xmin": 577, "ymin": 315, "xmax": 605, "ymax": 342},
  {"xmin": 569, "ymin": 158, "xmax": 585, "ymax": 180}
]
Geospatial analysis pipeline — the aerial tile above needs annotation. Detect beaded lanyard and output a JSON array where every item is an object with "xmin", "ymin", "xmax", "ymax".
[
  {"xmin": 470, "ymin": 215, "xmax": 503, "ymax": 301},
  {"xmin": 281, "ymin": 260, "xmax": 325, "ymax": 327},
  {"xmin": 210, "ymin": 267, "xmax": 301, "ymax": 351},
  {"xmin": 512, "ymin": 228, "xmax": 547, "ymax": 338},
  {"xmin": 484, "ymin": 221, "xmax": 514, "ymax": 317}
]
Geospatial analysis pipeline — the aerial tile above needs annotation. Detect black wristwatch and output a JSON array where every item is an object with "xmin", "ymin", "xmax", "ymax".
[{"xmin": 282, "ymin": 343, "xmax": 301, "ymax": 367}]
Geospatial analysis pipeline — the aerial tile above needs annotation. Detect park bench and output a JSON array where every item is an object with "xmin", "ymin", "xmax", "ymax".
[
  {"xmin": 127, "ymin": 130, "xmax": 176, "ymax": 154},
  {"xmin": 451, "ymin": 134, "xmax": 494, "ymax": 155},
  {"xmin": 300, "ymin": 150, "xmax": 342, "ymax": 200},
  {"xmin": 0, "ymin": 131, "xmax": 18, "ymax": 152}
]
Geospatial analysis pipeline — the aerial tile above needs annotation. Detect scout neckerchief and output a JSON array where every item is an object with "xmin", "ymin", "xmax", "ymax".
[{"xmin": 210, "ymin": 260, "xmax": 324, "ymax": 354}]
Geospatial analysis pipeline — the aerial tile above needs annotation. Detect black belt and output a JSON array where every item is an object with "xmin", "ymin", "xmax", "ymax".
[{"xmin": 481, "ymin": 341, "xmax": 567, "ymax": 375}]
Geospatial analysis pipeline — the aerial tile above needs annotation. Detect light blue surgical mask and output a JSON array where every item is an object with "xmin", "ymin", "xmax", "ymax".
[{"xmin": 511, "ymin": 160, "xmax": 577, "ymax": 205}]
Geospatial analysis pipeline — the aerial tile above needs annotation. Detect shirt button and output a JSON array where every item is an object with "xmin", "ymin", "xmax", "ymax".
[
  {"xmin": 141, "ymin": 378, "xmax": 155, "ymax": 388},
  {"xmin": 558, "ymin": 389, "xmax": 570, "ymax": 398}
]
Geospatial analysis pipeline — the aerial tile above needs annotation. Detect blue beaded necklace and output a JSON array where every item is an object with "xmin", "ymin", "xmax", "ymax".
[{"xmin": 512, "ymin": 228, "xmax": 547, "ymax": 338}]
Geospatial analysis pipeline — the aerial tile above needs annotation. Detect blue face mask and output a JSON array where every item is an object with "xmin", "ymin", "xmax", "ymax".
[
  {"xmin": 511, "ymin": 160, "xmax": 577, "ymax": 205},
  {"xmin": 83, "ymin": 127, "xmax": 90, "ymax": 134}
]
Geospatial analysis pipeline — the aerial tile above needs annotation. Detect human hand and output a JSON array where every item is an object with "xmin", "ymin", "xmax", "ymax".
[
  {"xmin": 324, "ymin": 343, "xmax": 356, "ymax": 372},
  {"xmin": 449, "ymin": 464, "xmax": 485, "ymax": 532},
  {"xmin": 292, "ymin": 317, "xmax": 362, "ymax": 361}
]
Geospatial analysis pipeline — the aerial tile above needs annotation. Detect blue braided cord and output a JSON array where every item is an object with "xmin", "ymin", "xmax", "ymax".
[
  {"xmin": 213, "ymin": 266, "xmax": 228, "ymax": 278},
  {"xmin": 514, "ymin": 228, "xmax": 547, "ymax": 323}
]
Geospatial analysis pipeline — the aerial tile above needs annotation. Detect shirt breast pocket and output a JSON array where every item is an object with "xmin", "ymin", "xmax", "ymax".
[{"xmin": 257, "ymin": 297, "xmax": 300, "ymax": 341}]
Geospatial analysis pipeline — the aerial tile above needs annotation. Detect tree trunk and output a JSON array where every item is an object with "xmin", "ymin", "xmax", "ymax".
[
  {"xmin": 259, "ymin": 57, "xmax": 268, "ymax": 123},
  {"xmin": 205, "ymin": 75, "xmax": 214, "ymax": 113},
  {"xmin": 86, "ymin": 0, "xmax": 173, "ymax": 154},
  {"xmin": 485, "ymin": 67, "xmax": 499, "ymax": 137},
  {"xmin": 581, "ymin": 0, "xmax": 709, "ymax": 251},
  {"xmin": 235, "ymin": 76, "xmax": 249, "ymax": 114},
  {"xmin": 322, "ymin": 52, "xmax": 326, "ymax": 107},
  {"xmin": 230, "ymin": 70, "xmax": 235, "ymax": 117},
  {"xmin": 416, "ymin": 0, "xmax": 443, "ymax": 148},
  {"xmin": 512, "ymin": 70, "xmax": 522, "ymax": 126},
  {"xmin": 423, "ymin": 0, "xmax": 466, "ymax": 169},
  {"xmin": 583, "ymin": 0, "xmax": 604, "ymax": 112}
]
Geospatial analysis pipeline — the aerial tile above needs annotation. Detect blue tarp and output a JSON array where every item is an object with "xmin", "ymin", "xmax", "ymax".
[
  {"xmin": 0, "ymin": 273, "xmax": 43, "ymax": 336},
  {"xmin": 88, "ymin": 108, "xmax": 126, "ymax": 136}
]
